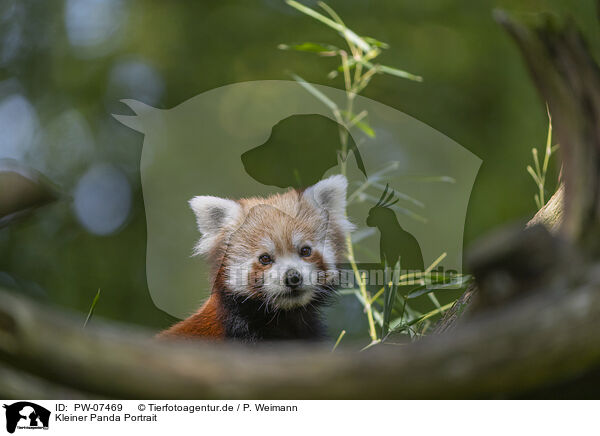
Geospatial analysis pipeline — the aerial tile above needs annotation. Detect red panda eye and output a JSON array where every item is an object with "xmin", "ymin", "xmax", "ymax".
[
  {"xmin": 299, "ymin": 246, "xmax": 312, "ymax": 257},
  {"xmin": 258, "ymin": 254, "xmax": 273, "ymax": 265}
]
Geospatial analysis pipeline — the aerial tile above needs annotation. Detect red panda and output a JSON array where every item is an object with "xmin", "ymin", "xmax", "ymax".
[{"xmin": 157, "ymin": 175, "xmax": 353, "ymax": 342}]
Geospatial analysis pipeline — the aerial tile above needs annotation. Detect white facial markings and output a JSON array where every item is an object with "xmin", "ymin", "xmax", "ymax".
[
  {"xmin": 223, "ymin": 243, "xmax": 318, "ymax": 303},
  {"xmin": 224, "ymin": 241, "xmax": 332, "ymax": 310},
  {"xmin": 263, "ymin": 255, "xmax": 313, "ymax": 290},
  {"xmin": 224, "ymin": 257, "xmax": 254, "ymax": 296},
  {"xmin": 321, "ymin": 241, "xmax": 336, "ymax": 271},
  {"xmin": 275, "ymin": 290, "xmax": 315, "ymax": 311},
  {"xmin": 221, "ymin": 227, "xmax": 342, "ymax": 310},
  {"xmin": 291, "ymin": 230, "xmax": 303, "ymax": 250},
  {"xmin": 259, "ymin": 237, "xmax": 276, "ymax": 255}
]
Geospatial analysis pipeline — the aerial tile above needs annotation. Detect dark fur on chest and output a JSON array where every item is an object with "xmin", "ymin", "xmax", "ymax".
[{"xmin": 219, "ymin": 289, "xmax": 329, "ymax": 342}]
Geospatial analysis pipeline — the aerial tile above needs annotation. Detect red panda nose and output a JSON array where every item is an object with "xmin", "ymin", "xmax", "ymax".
[{"xmin": 284, "ymin": 269, "xmax": 303, "ymax": 288}]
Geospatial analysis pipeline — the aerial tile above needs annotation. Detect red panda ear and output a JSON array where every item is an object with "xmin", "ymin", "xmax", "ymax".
[
  {"xmin": 189, "ymin": 196, "xmax": 241, "ymax": 255},
  {"xmin": 303, "ymin": 175, "xmax": 354, "ymax": 233},
  {"xmin": 303, "ymin": 175, "xmax": 348, "ymax": 215}
]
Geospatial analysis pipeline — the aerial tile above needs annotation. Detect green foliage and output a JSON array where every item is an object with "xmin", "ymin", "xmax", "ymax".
[
  {"xmin": 281, "ymin": 1, "xmax": 469, "ymax": 348},
  {"xmin": 280, "ymin": 0, "xmax": 422, "ymax": 161},
  {"xmin": 527, "ymin": 107, "xmax": 559, "ymax": 210},
  {"xmin": 83, "ymin": 288, "xmax": 101, "ymax": 329},
  {"xmin": 331, "ymin": 329, "xmax": 346, "ymax": 352}
]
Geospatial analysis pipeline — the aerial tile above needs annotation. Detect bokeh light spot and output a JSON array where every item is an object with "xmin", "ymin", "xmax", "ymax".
[
  {"xmin": 0, "ymin": 94, "xmax": 38, "ymax": 161},
  {"xmin": 73, "ymin": 163, "xmax": 132, "ymax": 235},
  {"xmin": 65, "ymin": 0, "xmax": 126, "ymax": 57}
]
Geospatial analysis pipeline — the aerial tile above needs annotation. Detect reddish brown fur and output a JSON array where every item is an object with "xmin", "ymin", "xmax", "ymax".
[{"xmin": 156, "ymin": 293, "xmax": 225, "ymax": 340}]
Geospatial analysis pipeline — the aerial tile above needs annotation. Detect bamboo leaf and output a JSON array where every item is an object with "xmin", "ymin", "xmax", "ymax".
[
  {"xmin": 406, "ymin": 275, "xmax": 472, "ymax": 299},
  {"xmin": 286, "ymin": 0, "xmax": 341, "ymax": 30},
  {"xmin": 335, "ymin": 59, "xmax": 423, "ymax": 82},
  {"xmin": 286, "ymin": 0, "xmax": 372, "ymax": 52},
  {"xmin": 83, "ymin": 289, "xmax": 101, "ymax": 329},
  {"xmin": 341, "ymin": 109, "xmax": 375, "ymax": 137},
  {"xmin": 290, "ymin": 73, "xmax": 339, "ymax": 111},
  {"xmin": 389, "ymin": 302, "xmax": 454, "ymax": 333},
  {"xmin": 354, "ymin": 119, "xmax": 375, "ymax": 137},
  {"xmin": 363, "ymin": 36, "xmax": 390, "ymax": 49},
  {"xmin": 403, "ymin": 175, "xmax": 456, "ymax": 183},
  {"xmin": 331, "ymin": 330, "xmax": 346, "ymax": 352},
  {"xmin": 341, "ymin": 28, "xmax": 371, "ymax": 52},
  {"xmin": 278, "ymin": 42, "xmax": 340, "ymax": 54},
  {"xmin": 532, "ymin": 147, "xmax": 541, "ymax": 176},
  {"xmin": 349, "ymin": 227, "xmax": 376, "ymax": 243},
  {"xmin": 317, "ymin": 1, "xmax": 347, "ymax": 29},
  {"xmin": 382, "ymin": 261, "xmax": 401, "ymax": 337},
  {"xmin": 527, "ymin": 165, "xmax": 541, "ymax": 184},
  {"xmin": 352, "ymin": 289, "xmax": 384, "ymax": 326},
  {"xmin": 378, "ymin": 64, "xmax": 423, "ymax": 82}
]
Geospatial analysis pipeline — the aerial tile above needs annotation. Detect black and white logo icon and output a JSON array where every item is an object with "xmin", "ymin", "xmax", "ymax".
[{"xmin": 3, "ymin": 402, "xmax": 50, "ymax": 434}]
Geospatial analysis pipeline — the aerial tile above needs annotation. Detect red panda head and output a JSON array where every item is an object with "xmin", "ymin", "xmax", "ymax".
[{"xmin": 189, "ymin": 175, "xmax": 354, "ymax": 311}]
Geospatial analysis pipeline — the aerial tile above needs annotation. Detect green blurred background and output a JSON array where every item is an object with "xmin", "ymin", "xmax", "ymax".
[{"xmin": 0, "ymin": 0, "xmax": 597, "ymax": 336}]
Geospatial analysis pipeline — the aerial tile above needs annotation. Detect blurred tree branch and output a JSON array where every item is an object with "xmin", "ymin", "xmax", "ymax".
[
  {"xmin": 0, "ymin": 160, "xmax": 59, "ymax": 228},
  {"xmin": 434, "ymin": 185, "xmax": 564, "ymax": 334},
  {"xmin": 0, "ymin": 237, "xmax": 599, "ymax": 398}
]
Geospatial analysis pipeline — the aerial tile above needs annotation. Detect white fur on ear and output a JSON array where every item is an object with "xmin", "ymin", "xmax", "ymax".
[
  {"xmin": 189, "ymin": 196, "xmax": 241, "ymax": 255},
  {"xmin": 303, "ymin": 174, "xmax": 354, "ymax": 233}
]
